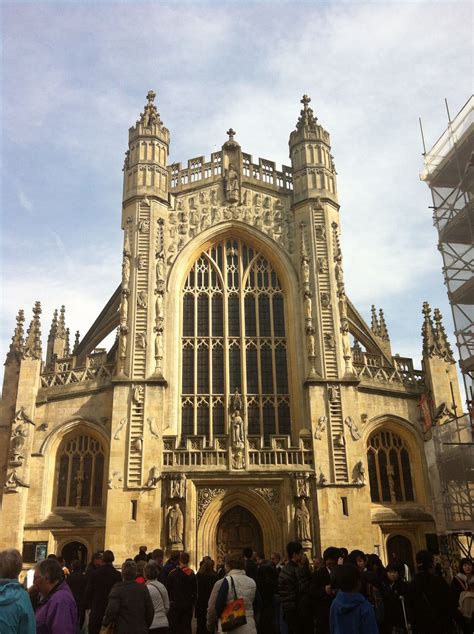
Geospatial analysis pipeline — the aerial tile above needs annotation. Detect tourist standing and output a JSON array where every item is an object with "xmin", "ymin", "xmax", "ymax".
[
  {"xmin": 166, "ymin": 551, "xmax": 197, "ymax": 633},
  {"xmin": 145, "ymin": 560, "xmax": 170, "ymax": 634},
  {"xmin": 195, "ymin": 557, "xmax": 218, "ymax": 634},
  {"xmin": 134, "ymin": 545, "xmax": 148, "ymax": 563},
  {"xmin": 329, "ymin": 564, "xmax": 378, "ymax": 634},
  {"xmin": 0, "ymin": 548, "xmax": 35, "ymax": 634},
  {"xmin": 244, "ymin": 547, "xmax": 258, "ymax": 581},
  {"xmin": 66, "ymin": 559, "xmax": 87, "ymax": 628},
  {"xmin": 102, "ymin": 560, "xmax": 154, "ymax": 634},
  {"xmin": 278, "ymin": 541, "xmax": 304, "ymax": 634},
  {"xmin": 159, "ymin": 552, "xmax": 180, "ymax": 584},
  {"xmin": 452, "ymin": 558, "xmax": 473, "ymax": 608},
  {"xmin": 34, "ymin": 558, "xmax": 78, "ymax": 634},
  {"xmin": 85, "ymin": 549, "xmax": 121, "ymax": 634},
  {"xmin": 311, "ymin": 546, "xmax": 342, "ymax": 634},
  {"xmin": 256, "ymin": 552, "xmax": 279, "ymax": 634}
]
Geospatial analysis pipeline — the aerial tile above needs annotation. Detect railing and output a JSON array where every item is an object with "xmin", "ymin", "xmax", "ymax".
[
  {"xmin": 40, "ymin": 363, "xmax": 115, "ymax": 388},
  {"xmin": 169, "ymin": 151, "xmax": 293, "ymax": 191},
  {"xmin": 352, "ymin": 354, "xmax": 424, "ymax": 388},
  {"xmin": 162, "ymin": 434, "xmax": 313, "ymax": 469}
]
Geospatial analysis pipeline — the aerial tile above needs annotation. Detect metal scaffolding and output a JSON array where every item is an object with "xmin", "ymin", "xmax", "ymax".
[{"xmin": 421, "ymin": 96, "xmax": 474, "ymax": 412}]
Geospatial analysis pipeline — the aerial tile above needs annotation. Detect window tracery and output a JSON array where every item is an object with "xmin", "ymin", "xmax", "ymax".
[
  {"xmin": 55, "ymin": 433, "xmax": 105, "ymax": 508},
  {"xmin": 367, "ymin": 430, "xmax": 415, "ymax": 503},
  {"xmin": 181, "ymin": 239, "xmax": 291, "ymax": 444}
]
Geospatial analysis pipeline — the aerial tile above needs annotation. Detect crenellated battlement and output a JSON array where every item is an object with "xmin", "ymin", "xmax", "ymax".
[{"xmin": 169, "ymin": 150, "xmax": 293, "ymax": 193}]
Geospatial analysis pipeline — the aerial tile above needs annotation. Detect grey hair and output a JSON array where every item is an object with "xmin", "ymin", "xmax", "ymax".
[
  {"xmin": 144, "ymin": 560, "xmax": 159, "ymax": 581},
  {"xmin": 121, "ymin": 559, "xmax": 137, "ymax": 582},
  {"xmin": 36, "ymin": 558, "xmax": 63, "ymax": 583},
  {"xmin": 0, "ymin": 549, "xmax": 22, "ymax": 579}
]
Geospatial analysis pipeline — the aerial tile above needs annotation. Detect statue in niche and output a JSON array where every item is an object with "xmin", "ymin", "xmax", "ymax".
[
  {"xmin": 294, "ymin": 474, "xmax": 309, "ymax": 498},
  {"xmin": 199, "ymin": 191, "xmax": 208, "ymax": 204},
  {"xmin": 225, "ymin": 164, "xmax": 239, "ymax": 202},
  {"xmin": 301, "ymin": 257, "xmax": 310, "ymax": 287},
  {"xmin": 133, "ymin": 385, "xmax": 144, "ymax": 404},
  {"xmin": 9, "ymin": 424, "xmax": 28, "ymax": 467},
  {"xmin": 156, "ymin": 251, "xmax": 165, "ymax": 282},
  {"xmin": 136, "ymin": 331, "xmax": 147, "ymax": 349},
  {"xmin": 120, "ymin": 292, "xmax": 129, "ymax": 325},
  {"xmin": 154, "ymin": 330, "xmax": 164, "ymax": 362},
  {"xmin": 304, "ymin": 294, "xmax": 313, "ymax": 321},
  {"xmin": 212, "ymin": 206, "xmax": 222, "ymax": 224},
  {"xmin": 188, "ymin": 197, "xmax": 196, "ymax": 210},
  {"xmin": 324, "ymin": 333, "xmax": 335, "ymax": 349},
  {"xmin": 232, "ymin": 449, "xmax": 245, "ymax": 470},
  {"xmin": 230, "ymin": 388, "xmax": 243, "ymax": 413},
  {"xmin": 314, "ymin": 415, "xmax": 327, "ymax": 440},
  {"xmin": 188, "ymin": 209, "xmax": 198, "ymax": 237},
  {"xmin": 320, "ymin": 292, "xmax": 330, "ymax": 309},
  {"xmin": 295, "ymin": 498, "xmax": 312, "ymax": 542},
  {"xmin": 307, "ymin": 333, "xmax": 316, "ymax": 358},
  {"xmin": 155, "ymin": 292, "xmax": 164, "ymax": 322},
  {"xmin": 231, "ymin": 411, "xmax": 244, "ymax": 448},
  {"xmin": 317, "ymin": 257, "xmax": 327, "ymax": 273},
  {"xmin": 242, "ymin": 190, "xmax": 249, "ymax": 205},
  {"xmin": 210, "ymin": 189, "xmax": 218, "ymax": 206},
  {"xmin": 327, "ymin": 385, "xmax": 338, "ymax": 402},
  {"xmin": 131, "ymin": 437, "xmax": 143, "ymax": 453},
  {"xmin": 168, "ymin": 502, "xmax": 184, "ymax": 545},
  {"xmin": 254, "ymin": 215, "xmax": 263, "ymax": 230},
  {"xmin": 263, "ymin": 196, "xmax": 271, "ymax": 209},
  {"xmin": 263, "ymin": 209, "xmax": 272, "ymax": 227},
  {"xmin": 200, "ymin": 208, "xmax": 210, "ymax": 230},
  {"xmin": 147, "ymin": 417, "xmax": 159, "ymax": 439},
  {"xmin": 254, "ymin": 193, "xmax": 262, "ymax": 207},
  {"xmin": 315, "ymin": 225, "xmax": 326, "ymax": 240},
  {"xmin": 353, "ymin": 460, "xmax": 365, "ymax": 485}
]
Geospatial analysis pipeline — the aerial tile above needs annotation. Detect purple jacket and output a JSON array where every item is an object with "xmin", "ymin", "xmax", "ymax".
[{"xmin": 35, "ymin": 580, "xmax": 78, "ymax": 634}]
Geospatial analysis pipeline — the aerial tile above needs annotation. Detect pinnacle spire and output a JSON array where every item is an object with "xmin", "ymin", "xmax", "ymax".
[
  {"xmin": 73, "ymin": 330, "xmax": 80, "ymax": 354},
  {"xmin": 57, "ymin": 305, "xmax": 66, "ymax": 339},
  {"xmin": 64, "ymin": 328, "xmax": 71, "ymax": 357},
  {"xmin": 23, "ymin": 301, "xmax": 42, "ymax": 360},
  {"xmin": 48, "ymin": 309, "xmax": 59, "ymax": 340},
  {"xmin": 433, "ymin": 308, "xmax": 455, "ymax": 363},
  {"xmin": 378, "ymin": 309, "xmax": 390, "ymax": 341},
  {"xmin": 371, "ymin": 305, "xmax": 380, "ymax": 337},
  {"xmin": 7, "ymin": 309, "xmax": 25, "ymax": 362},
  {"xmin": 422, "ymin": 301, "xmax": 440, "ymax": 358},
  {"xmin": 296, "ymin": 94, "xmax": 318, "ymax": 132},
  {"xmin": 139, "ymin": 90, "xmax": 162, "ymax": 128}
]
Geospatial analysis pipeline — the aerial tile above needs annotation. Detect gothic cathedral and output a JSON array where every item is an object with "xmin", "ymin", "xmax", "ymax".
[{"xmin": 0, "ymin": 93, "xmax": 463, "ymax": 570}]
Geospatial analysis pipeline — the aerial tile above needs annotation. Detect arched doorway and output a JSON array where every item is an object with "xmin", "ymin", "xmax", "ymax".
[
  {"xmin": 216, "ymin": 506, "xmax": 263, "ymax": 563},
  {"xmin": 387, "ymin": 534, "xmax": 415, "ymax": 575},
  {"xmin": 61, "ymin": 541, "xmax": 88, "ymax": 570}
]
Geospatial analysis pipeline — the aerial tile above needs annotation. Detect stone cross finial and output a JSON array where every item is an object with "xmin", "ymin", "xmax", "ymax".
[
  {"xmin": 226, "ymin": 128, "xmax": 236, "ymax": 142},
  {"xmin": 301, "ymin": 94, "xmax": 311, "ymax": 108},
  {"xmin": 146, "ymin": 90, "xmax": 156, "ymax": 104}
]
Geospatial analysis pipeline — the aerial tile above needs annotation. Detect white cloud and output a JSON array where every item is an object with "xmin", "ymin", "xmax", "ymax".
[{"xmin": 18, "ymin": 189, "xmax": 33, "ymax": 214}]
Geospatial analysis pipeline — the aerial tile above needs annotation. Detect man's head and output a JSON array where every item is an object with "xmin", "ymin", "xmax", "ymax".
[
  {"xmin": 225, "ymin": 552, "xmax": 245, "ymax": 572},
  {"xmin": 121, "ymin": 560, "xmax": 137, "ymax": 582},
  {"xmin": 313, "ymin": 556, "xmax": 324, "ymax": 570},
  {"xmin": 180, "ymin": 552, "xmax": 190, "ymax": 567},
  {"xmin": 415, "ymin": 550, "xmax": 434, "ymax": 572},
  {"xmin": 348, "ymin": 549, "xmax": 367, "ymax": 571},
  {"xmin": 334, "ymin": 564, "xmax": 361, "ymax": 593},
  {"xmin": 256, "ymin": 552, "xmax": 266, "ymax": 565},
  {"xmin": 92, "ymin": 552, "xmax": 104, "ymax": 567},
  {"xmin": 34, "ymin": 559, "xmax": 63, "ymax": 595},
  {"xmin": 170, "ymin": 551, "xmax": 180, "ymax": 564},
  {"xmin": 139, "ymin": 545, "xmax": 147, "ymax": 553},
  {"xmin": 270, "ymin": 552, "xmax": 281, "ymax": 566},
  {"xmin": 323, "ymin": 547, "xmax": 342, "ymax": 570},
  {"xmin": 286, "ymin": 541, "xmax": 303, "ymax": 563},
  {"xmin": 242, "ymin": 547, "xmax": 253, "ymax": 560},
  {"xmin": 70, "ymin": 559, "xmax": 82, "ymax": 573},
  {"xmin": 102, "ymin": 550, "xmax": 115, "ymax": 564},
  {"xmin": 0, "ymin": 549, "xmax": 22, "ymax": 579},
  {"xmin": 152, "ymin": 548, "xmax": 164, "ymax": 565},
  {"xmin": 145, "ymin": 561, "xmax": 160, "ymax": 581},
  {"xmin": 386, "ymin": 563, "xmax": 401, "ymax": 583}
]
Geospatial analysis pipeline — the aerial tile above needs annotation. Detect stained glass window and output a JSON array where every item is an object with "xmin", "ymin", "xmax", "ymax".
[
  {"xmin": 55, "ymin": 433, "xmax": 105, "ymax": 508},
  {"xmin": 181, "ymin": 239, "xmax": 291, "ymax": 444},
  {"xmin": 367, "ymin": 430, "xmax": 415, "ymax": 503}
]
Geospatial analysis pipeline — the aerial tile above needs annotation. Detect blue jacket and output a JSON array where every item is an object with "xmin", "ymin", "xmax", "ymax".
[
  {"xmin": 0, "ymin": 579, "xmax": 36, "ymax": 634},
  {"xmin": 330, "ymin": 590, "xmax": 379, "ymax": 634}
]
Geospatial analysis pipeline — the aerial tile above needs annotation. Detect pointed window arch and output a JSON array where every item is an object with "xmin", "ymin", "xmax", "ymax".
[
  {"xmin": 55, "ymin": 433, "xmax": 105, "ymax": 508},
  {"xmin": 367, "ymin": 430, "xmax": 415, "ymax": 503},
  {"xmin": 181, "ymin": 239, "xmax": 291, "ymax": 445}
]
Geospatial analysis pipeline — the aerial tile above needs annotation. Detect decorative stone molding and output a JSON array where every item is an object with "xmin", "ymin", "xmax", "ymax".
[
  {"xmin": 197, "ymin": 488, "xmax": 225, "ymax": 523},
  {"xmin": 255, "ymin": 487, "xmax": 280, "ymax": 512},
  {"xmin": 293, "ymin": 473, "xmax": 310, "ymax": 498}
]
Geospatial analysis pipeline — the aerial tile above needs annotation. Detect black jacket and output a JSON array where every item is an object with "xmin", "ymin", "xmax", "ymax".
[
  {"xmin": 166, "ymin": 565, "xmax": 197, "ymax": 608},
  {"xmin": 85, "ymin": 563, "xmax": 122, "ymax": 625},
  {"xmin": 409, "ymin": 571, "xmax": 455, "ymax": 634},
  {"xmin": 67, "ymin": 570, "xmax": 87, "ymax": 616},
  {"xmin": 195, "ymin": 571, "xmax": 218, "ymax": 615},
  {"xmin": 278, "ymin": 560, "xmax": 300, "ymax": 615},
  {"xmin": 102, "ymin": 580, "xmax": 154, "ymax": 634}
]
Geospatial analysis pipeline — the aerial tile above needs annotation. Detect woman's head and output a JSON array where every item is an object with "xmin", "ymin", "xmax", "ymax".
[
  {"xmin": 136, "ymin": 560, "xmax": 147, "ymax": 576},
  {"xmin": 0, "ymin": 549, "xmax": 22, "ymax": 579},
  {"xmin": 224, "ymin": 552, "xmax": 245, "ymax": 572},
  {"xmin": 121, "ymin": 560, "xmax": 137, "ymax": 582},
  {"xmin": 460, "ymin": 558, "xmax": 473, "ymax": 576},
  {"xmin": 199, "ymin": 557, "xmax": 215, "ymax": 574},
  {"xmin": 144, "ymin": 561, "xmax": 160, "ymax": 581}
]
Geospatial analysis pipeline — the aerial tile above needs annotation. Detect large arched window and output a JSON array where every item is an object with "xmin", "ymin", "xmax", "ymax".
[
  {"xmin": 181, "ymin": 239, "xmax": 291, "ymax": 445},
  {"xmin": 55, "ymin": 433, "xmax": 105, "ymax": 508},
  {"xmin": 367, "ymin": 430, "xmax": 415, "ymax": 503}
]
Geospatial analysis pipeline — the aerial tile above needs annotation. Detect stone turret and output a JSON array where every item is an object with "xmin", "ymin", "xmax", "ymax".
[
  {"xmin": 289, "ymin": 95, "xmax": 338, "ymax": 206},
  {"xmin": 23, "ymin": 301, "xmax": 42, "ymax": 360},
  {"xmin": 46, "ymin": 305, "xmax": 68, "ymax": 365},
  {"xmin": 371, "ymin": 305, "xmax": 392, "ymax": 358},
  {"xmin": 421, "ymin": 302, "xmax": 463, "ymax": 421},
  {"xmin": 6, "ymin": 309, "xmax": 25, "ymax": 365}
]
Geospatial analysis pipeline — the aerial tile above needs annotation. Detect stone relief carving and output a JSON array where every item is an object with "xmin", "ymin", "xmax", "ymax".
[
  {"xmin": 225, "ymin": 162, "xmax": 239, "ymax": 203},
  {"xmin": 327, "ymin": 385, "xmax": 339, "ymax": 402},
  {"xmin": 293, "ymin": 473, "xmax": 310, "ymax": 498},
  {"xmin": 147, "ymin": 417, "xmax": 159, "ymax": 440},
  {"xmin": 314, "ymin": 415, "xmax": 327, "ymax": 440},
  {"xmin": 300, "ymin": 223, "xmax": 317, "ymax": 378},
  {"xmin": 324, "ymin": 333, "xmax": 335, "ymax": 349},
  {"xmin": 320, "ymin": 292, "xmax": 331, "ymax": 309},
  {"xmin": 332, "ymin": 222, "xmax": 353, "ymax": 375},
  {"xmin": 131, "ymin": 437, "xmax": 143, "ymax": 453},
  {"xmin": 197, "ymin": 488, "xmax": 225, "ymax": 523},
  {"xmin": 138, "ymin": 218, "xmax": 150, "ymax": 232},
  {"xmin": 136, "ymin": 331, "xmax": 147, "ymax": 349},
  {"xmin": 318, "ymin": 468, "xmax": 328, "ymax": 486},
  {"xmin": 335, "ymin": 432, "xmax": 345, "ymax": 448},
  {"xmin": 255, "ymin": 487, "xmax": 280, "ymax": 512},
  {"xmin": 168, "ymin": 502, "xmax": 184, "ymax": 546},
  {"xmin": 295, "ymin": 498, "xmax": 312, "ymax": 544},
  {"xmin": 137, "ymin": 291, "xmax": 148, "ymax": 309},
  {"xmin": 4, "ymin": 469, "xmax": 29, "ymax": 493},
  {"xmin": 108, "ymin": 471, "xmax": 123, "ymax": 489},
  {"xmin": 133, "ymin": 385, "xmax": 144, "ymax": 404},
  {"xmin": 8, "ymin": 408, "xmax": 34, "ymax": 468},
  {"xmin": 169, "ymin": 473, "xmax": 186, "ymax": 499},
  {"xmin": 344, "ymin": 416, "xmax": 361, "ymax": 441},
  {"xmin": 145, "ymin": 466, "xmax": 159, "ymax": 488},
  {"xmin": 113, "ymin": 417, "xmax": 128, "ymax": 441},
  {"xmin": 137, "ymin": 254, "xmax": 145, "ymax": 270},
  {"xmin": 353, "ymin": 460, "xmax": 366, "ymax": 485}
]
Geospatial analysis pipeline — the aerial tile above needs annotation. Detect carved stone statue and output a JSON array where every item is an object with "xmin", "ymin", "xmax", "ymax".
[
  {"xmin": 294, "ymin": 474, "xmax": 310, "ymax": 498},
  {"xmin": 230, "ymin": 388, "xmax": 243, "ymax": 414},
  {"xmin": 137, "ymin": 254, "xmax": 145, "ymax": 270},
  {"xmin": 147, "ymin": 417, "xmax": 159, "ymax": 439},
  {"xmin": 108, "ymin": 471, "xmax": 123, "ymax": 489},
  {"xmin": 145, "ymin": 466, "xmax": 159, "ymax": 488},
  {"xmin": 137, "ymin": 331, "xmax": 147, "ymax": 349},
  {"xmin": 137, "ymin": 291, "xmax": 148, "ymax": 309},
  {"xmin": 314, "ymin": 415, "xmax": 327, "ymax": 440},
  {"xmin": 122, "ymin": 255, "xmax": 130, "ymax": 290},
  {"xmin": 225, "ymin": 163, "xmax": 239, "ymax": 202},
  {"xmin": 168, "ymin": 502, "xmax": 184, "ymax": 545},
  {"xmin": 345, "ymin": 416, "xmax": 361, "ymax": 441},
  {"xmin": 156, "ymin": 251, "xmax": 165, "ymax": 282},
  {"xmin": 353, "ymin": 460, "xmax": 366, "ymax": 485},
  {"xmin": 138, "ymin": 218, "xmax": 150, "ymax": 233},
  {"xmin": 133, "ymin": 385, "xmax": 144, "ymax": 404},
  {"xmin": 9, "ymin": 424, "xmax": 28, "ymax": 467},
  {"xmin": 304, "ymin": 294, "xmax": 312, "ymax": 321},
  {"xmin": 120, "ymin": 293, "xmax": 129, "ymax": 325},
  {"xmin": 295, "ymin": 498, "xmax": 312, "ymax": 543},
  {"xmin": 306, "ymin": 333, "xmax": 316, "ymax": 358},
  {"xmin": 231, "ymin": 411, "xmax": 244, "ymax": 447},
  {"xmin": 131, "ymin": 437, "xmax": 143, "ymax": 453}
]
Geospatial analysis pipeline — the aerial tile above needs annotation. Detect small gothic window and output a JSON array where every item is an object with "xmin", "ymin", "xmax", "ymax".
[
  {"xmin": 55, "ymin": 433, "xmax": 105, "ymax": 508},
  {"xmin": 181, "ymin": 239, "xmax": 291, "ymax": 444},
  {"xmin": 367, "ymin": 430, "xmax": 415, "ymax": 503}
]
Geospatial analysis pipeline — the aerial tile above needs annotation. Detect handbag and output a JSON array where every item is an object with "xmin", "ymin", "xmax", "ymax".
[{"xmin": 220, "ymin": 576, "xmax": 247, "ymax": 632}]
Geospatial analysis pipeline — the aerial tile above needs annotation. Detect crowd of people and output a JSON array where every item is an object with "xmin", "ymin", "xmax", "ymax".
[{"xmin": 0, "ymin": 542, "xmax": 472, "ymax": 633}]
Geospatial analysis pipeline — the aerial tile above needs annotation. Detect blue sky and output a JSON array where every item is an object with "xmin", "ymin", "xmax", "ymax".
[{"xmin": 1, "ymin": 0, "xmax": 472, "ymax": 383}]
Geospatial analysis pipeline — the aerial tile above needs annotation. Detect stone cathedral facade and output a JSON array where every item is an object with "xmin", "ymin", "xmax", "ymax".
[{"xmin": 0, "ymin": 93, "xmax": 464, "ymax": 570}]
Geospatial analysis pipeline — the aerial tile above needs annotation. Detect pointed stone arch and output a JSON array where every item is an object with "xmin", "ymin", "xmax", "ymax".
[{"xmin": 197, "ymin": 487, "xmax": 282, "ymax": 562}]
